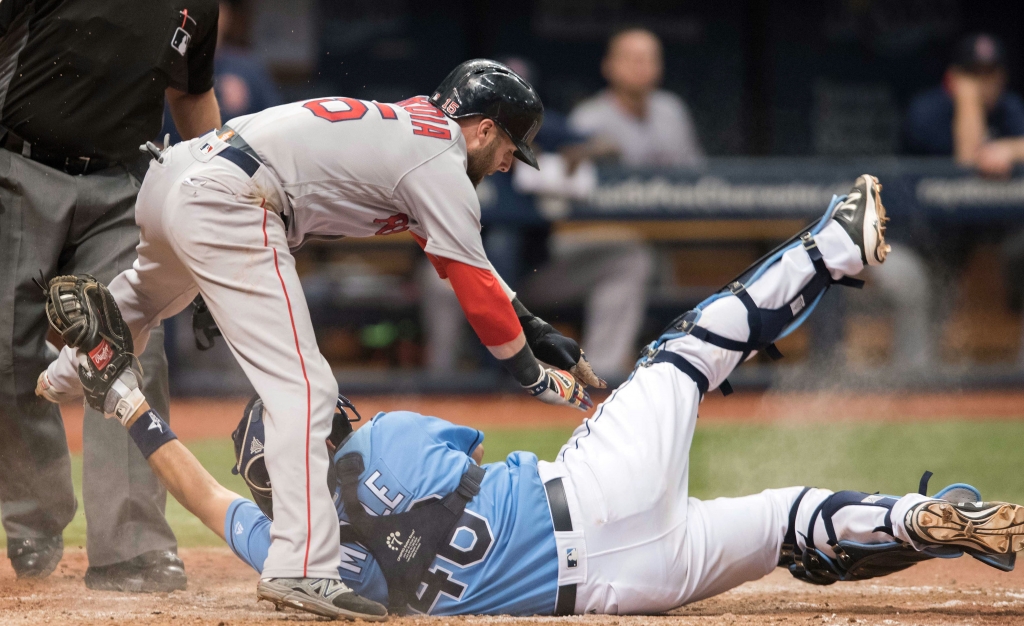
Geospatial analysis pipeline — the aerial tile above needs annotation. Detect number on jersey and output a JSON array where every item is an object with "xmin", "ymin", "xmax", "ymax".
[
  {"xmin": 406, "ymin": 499, "xmax": 495, "ymax": 613},
  {"xmin": 303, "ymin": 96, "xmax": 452, "ymax": 141}
]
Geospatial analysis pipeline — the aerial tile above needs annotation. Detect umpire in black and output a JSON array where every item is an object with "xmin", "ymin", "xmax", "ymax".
[{"xmin": 0, "ymin": 0, "xmax": 221, "ymax": 590}]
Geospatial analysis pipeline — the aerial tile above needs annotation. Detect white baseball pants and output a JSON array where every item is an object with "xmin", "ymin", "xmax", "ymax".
[
  {"xmin": 46, "ymin": 136, "xmax": 342, "ymax": 579},
  {"xmin": 540, "ymin": 221, "xmax": 929, "ymax": 614}
]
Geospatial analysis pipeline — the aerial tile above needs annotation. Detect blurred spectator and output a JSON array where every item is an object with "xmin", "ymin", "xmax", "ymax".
[
  {"xmin": 162, "ymin": 0, "xmax": 279, "ymax": 143},
  {"xmin": 215, "ymin": 0, "xmax": 280, "ymax": 119},
  {"xmin": 901, "ymin": 33, "xmax": 1024, "ymax": 369},
  {"xmin": 569, "ymin": 28, "xmax": 704, "ymax": 168},
  {"xmin": 905, "ymin": 33, "xmax": 1024, "ymax": 178},
  {"xmin": 419, "ymin": 57, "xmax": 653, "ymax": 382}
]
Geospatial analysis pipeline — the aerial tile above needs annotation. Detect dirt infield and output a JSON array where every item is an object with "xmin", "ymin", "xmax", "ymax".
[
  {"xmin": 1, "ymin": 547, "xmax": 1022, "ymax": 625},
  {"xmin": 56, "ymin": 390, "xmax": 1024, "ymax": 452}
]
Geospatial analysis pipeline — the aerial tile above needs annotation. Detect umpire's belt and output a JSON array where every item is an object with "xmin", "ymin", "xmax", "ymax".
[
  {"xmin": 539, "ymin": 463, "xmax": 586, "ymax": 616},
  {"xmin": 214, "ymin": 126, "xmax": 263, "ymax": 178},
  {"xmin": 0, "ymin": 125, "xmax": 114, "ymax": 175}
]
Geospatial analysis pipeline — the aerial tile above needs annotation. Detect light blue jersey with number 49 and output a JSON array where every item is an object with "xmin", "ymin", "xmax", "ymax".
[{"xmin": 224, "ymin": 411, "xmax": 560, "ymax": 615}]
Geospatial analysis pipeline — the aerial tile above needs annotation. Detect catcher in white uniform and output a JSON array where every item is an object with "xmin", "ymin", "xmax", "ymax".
[
  {"xmin": 41, "ymin": 175, "xmax": 1024, "ymax": 621},
  {"xmin": 35, "ymin": 60, "xmax": 602, "ymax": 618}
]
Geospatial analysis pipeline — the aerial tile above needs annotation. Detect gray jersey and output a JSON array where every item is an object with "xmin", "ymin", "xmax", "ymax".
[{"xmin": 227, "ymin": 96, "xmax": 490, "ymax": 269}]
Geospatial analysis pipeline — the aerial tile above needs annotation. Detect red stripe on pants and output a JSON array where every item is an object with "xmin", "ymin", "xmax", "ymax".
[{"xmin": 262, "ymin": 205, "xmax": 314, "ymax": 577}]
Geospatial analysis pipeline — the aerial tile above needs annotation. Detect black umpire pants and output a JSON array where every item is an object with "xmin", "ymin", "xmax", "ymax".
[{"xmin": 0, "ymin": 148, "xmax": 176, "ymax": 567}]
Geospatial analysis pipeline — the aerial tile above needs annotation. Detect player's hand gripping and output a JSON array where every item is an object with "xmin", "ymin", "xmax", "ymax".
[
  {"xmin": 41, "ymin": 275, "xmax": 146, "ymax": 424},
  {"xmin": 525, "ymin": 367, "xmax": 594, "ymax": 411},
  {"xmin": 515, "ymin": 300, "xmax": 607, "ymax": 389}
]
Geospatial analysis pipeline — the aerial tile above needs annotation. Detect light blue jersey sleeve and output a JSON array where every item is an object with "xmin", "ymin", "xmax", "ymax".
[
  {"xmin": 224, "ymin": 498, "xmax": 270, "ymax": 572},
  {"xmin": 222, "ymin": 497, "xmax": 390, "ymax": 603}
]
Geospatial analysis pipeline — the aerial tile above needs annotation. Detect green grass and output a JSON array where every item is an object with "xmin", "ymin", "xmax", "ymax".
[{"xmin": 4, "ymin": 420, "xmax": 1023, "ymax": 549}]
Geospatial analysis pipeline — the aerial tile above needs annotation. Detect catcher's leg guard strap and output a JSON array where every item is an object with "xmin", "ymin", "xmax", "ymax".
[
  {"xmin": 652, "ymin": 233, "xmax": 863, "ymax": 396},
  {"xmin": 643, "ymin": 349, "xmax": 710, "ymax": 398},
  {"xmin": 779, "ymin": 487, "xmax": 812, "ymax": 569},
  {"xmin": 787, "ymin": 490, "xmax": 943, "ymax": 585}
]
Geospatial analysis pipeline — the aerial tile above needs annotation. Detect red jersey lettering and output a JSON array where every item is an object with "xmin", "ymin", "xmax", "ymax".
[
  {"xmin": 411, "ymin": 120, "xmax": 452, "ymax": 140},
  {"xmin": 373, "ymin": 102, "xmax": 398, "ymax": 120},
  {"xmin": 304, "ymin": 97, "xmax": 369, "ymax": 122},
  {"xmin": 373, "ymin": 213, "xmax": 410, "ymax": 236}
]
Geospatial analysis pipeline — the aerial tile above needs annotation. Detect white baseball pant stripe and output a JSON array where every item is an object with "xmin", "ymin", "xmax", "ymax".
[
  {"xmin": 542, "ymin": 221, "xmax": 928, "ymax": 614},
  {"xmin": 47, "ymin": 141, "xmax": 342, "ymax": 579}
]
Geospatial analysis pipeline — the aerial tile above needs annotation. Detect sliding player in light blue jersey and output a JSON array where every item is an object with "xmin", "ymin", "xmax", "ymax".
[{"xmin": 58, "ymin": 176, "xmax": 1024, "ymax": 620}]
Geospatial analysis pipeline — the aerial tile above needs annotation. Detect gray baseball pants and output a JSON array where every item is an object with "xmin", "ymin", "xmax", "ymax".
[{"xmin": 0, "ymin": 148, "xmax": 176, "ymax": 567}]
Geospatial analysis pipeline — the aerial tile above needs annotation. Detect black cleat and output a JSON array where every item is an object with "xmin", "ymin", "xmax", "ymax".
[
  {"xmin": 831, "ymin": 174, "xmax": 890, "ymax": 266},
  {"xmin": 257, "ymin": 577, "xmax": 388, "ymax": 621},
  {"xmin": 8, "ymin": 535, "xmax": 63, "ymax": 579},
  {"xmin": 85, "ymin": 549, "xmax": 187, "ymax": 593},
  {"xmin": 907, "ymin": 500, "xmax": 1024, "ymax": 555}
]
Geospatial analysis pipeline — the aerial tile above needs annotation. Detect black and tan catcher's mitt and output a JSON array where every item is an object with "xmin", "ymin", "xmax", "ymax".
[{"xmin": 44, "ymin": 275, "xmax": 145, "ymax": 423}]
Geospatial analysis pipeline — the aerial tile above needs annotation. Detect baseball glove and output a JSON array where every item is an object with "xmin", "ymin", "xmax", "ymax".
[{"xmin": 44, "ymin": 275, "xmax": 144, "ymax": 423}]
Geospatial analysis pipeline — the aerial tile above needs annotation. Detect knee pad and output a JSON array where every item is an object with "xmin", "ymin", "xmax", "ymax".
[{"xmin": 640, "ymin": 195, "xmax": 864, "ymax": 395}]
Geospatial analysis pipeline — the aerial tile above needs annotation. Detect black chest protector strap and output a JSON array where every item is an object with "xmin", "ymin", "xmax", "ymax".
[{"xmin": 334, "ymin": 452, "xmax": 485, "ymax": 612}]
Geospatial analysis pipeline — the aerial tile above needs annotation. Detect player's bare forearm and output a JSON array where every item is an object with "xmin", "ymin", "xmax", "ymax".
[
  {"xmin": 950, "ymin": 74, "xmax": 987, "ymax": 165},
  {"xmin": 165, "ymin": 87, "xmax": 222, "ymax": 140},
  {"xmin": 124, "ymin": 402, "xmax": 242, "ymax": 541}
]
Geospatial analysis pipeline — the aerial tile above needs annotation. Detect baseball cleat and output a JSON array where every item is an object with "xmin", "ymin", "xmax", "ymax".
[
  {"xmin": 831, "ymin": 174, "xmax": 890, "ymax": 266},
  {"xmin": 257, "ymin": 578, "xmax": 388, "ymax": 621},
  {"xmin": 906, "ymin": 500, "xmax": 1024, "ymax": 555}
]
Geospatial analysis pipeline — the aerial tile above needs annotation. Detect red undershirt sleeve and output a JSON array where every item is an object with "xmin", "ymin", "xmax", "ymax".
[{"xmin": 414, "ymin": 234, "xmax": 521, "ymax": 347}]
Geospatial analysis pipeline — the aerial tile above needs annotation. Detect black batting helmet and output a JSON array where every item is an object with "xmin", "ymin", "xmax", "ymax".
[{"xmin": 429, "ymin": 59, "xmax": 544, "ymax": 169}]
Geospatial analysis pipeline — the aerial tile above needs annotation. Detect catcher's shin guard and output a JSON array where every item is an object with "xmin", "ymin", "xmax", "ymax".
[
  {"xmin": 780, "ymin": 473, "xmax": 1016, "ymax": 586},
  {"xmin": 639, "ymin": 186, "xmax": 873, "ymax": 396}
]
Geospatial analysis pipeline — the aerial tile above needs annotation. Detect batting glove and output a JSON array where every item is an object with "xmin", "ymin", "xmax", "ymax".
[
  {"xmin": 528, "ymin": 327, "xmax": 607, "ymax": 389},
  {"xmin": 524, "ymin": 367, "xmax": 594, "ymax": 411}
]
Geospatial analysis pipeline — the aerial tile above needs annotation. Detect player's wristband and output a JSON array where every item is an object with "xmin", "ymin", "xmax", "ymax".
[
  {"xmin": 499, "ymin": 342, "xmax": 543, "ymax": 387},
  {"xmin": 128, "ymin": 409, "xmax": 178, "ymax": 459}
]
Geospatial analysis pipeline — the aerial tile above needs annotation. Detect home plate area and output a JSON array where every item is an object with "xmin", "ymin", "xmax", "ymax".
[{"xmin": 1, "ymin": 547, "xmax": 1022, "ymax": 625}]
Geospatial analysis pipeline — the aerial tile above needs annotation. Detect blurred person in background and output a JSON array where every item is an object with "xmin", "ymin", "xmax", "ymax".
[
  {"xmin": 569, "ymin": 27, "xmax": 704, "ymax": 168},
  {"xmin": 905, "ymin": 33, "xmax": 1024, "ymax": 177},
  {"xmin": 1, "ymin": 0, "xmax": 221, "ymax": 590},
  {"xmin": 215, "ymin": 0, "xmax": 281, "ymax": 120},
  {"xmin": 904, "ymin": 33, "xmax": 1024, "ymax": 368},
  {"xmin": 420, "ymin": 57, "xmax": 653, "ymax": 382}
]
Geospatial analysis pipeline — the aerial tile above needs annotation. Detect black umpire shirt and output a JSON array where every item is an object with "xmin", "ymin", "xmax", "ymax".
[{"xmin": 0, "ymin": 0, "xmax": 218, "ymax": 164}]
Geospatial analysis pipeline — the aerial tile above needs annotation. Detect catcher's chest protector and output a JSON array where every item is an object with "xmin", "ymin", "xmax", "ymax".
[{"xmin": 334, "ymin": 452, "xmax": 485, "ymax": 613}]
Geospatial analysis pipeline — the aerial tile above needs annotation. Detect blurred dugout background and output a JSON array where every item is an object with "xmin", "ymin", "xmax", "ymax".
[{"xmin": 166, "ymin": 0, "xmax": 1024, "ymax": 396}]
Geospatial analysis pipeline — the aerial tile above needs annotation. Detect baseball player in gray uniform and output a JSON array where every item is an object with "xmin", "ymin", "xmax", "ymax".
[{"xmin": 35, "ymin": 60, "xmax": 602, "ymax": 618}]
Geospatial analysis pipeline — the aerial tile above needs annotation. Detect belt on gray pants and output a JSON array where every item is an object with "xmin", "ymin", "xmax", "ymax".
[
  {"xmin": 215, "ymin": 126, "xmax": 263, "ymax": 178},
  {"xmin": 211, "ymin": 127, "xmax": 289, "ymax": 228},
  {"xmin": 544, "ymin": 477, "xmax": 577, "ymax": 615}
]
